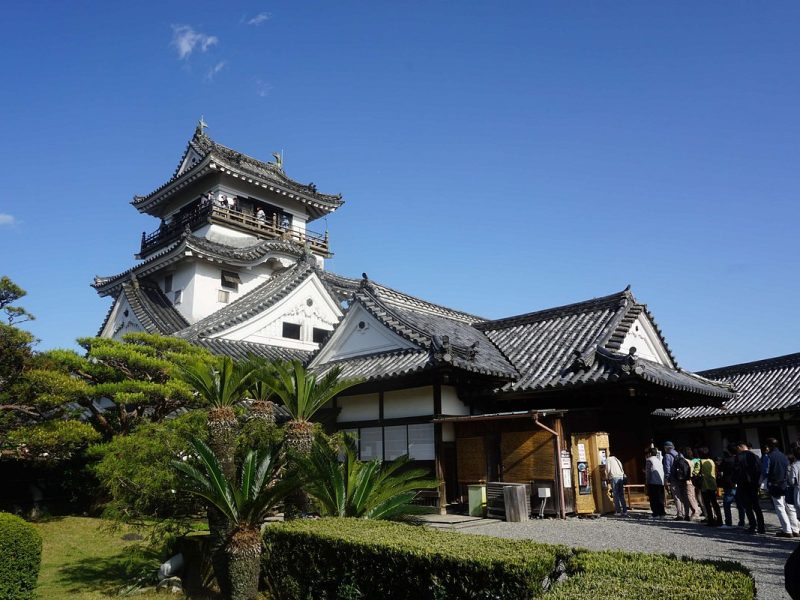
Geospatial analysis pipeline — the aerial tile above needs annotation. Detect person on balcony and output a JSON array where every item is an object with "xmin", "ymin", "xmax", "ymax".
[
  {"xmin": 256, "ymin": 207, "xmax": 266, "ymax": 223},
  {"xmin": 280, "ymin": 214, "xmax": 291, "ymax": 230}
]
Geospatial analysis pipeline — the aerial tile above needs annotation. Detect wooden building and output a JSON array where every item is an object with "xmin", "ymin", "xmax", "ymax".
[
  {"xmin": 94, "ymin": 124, "xmax": 737, "ymax": 516},
  {"xmin": 671, "ymin": 352, "xmax": 800, "ymax": 455}
]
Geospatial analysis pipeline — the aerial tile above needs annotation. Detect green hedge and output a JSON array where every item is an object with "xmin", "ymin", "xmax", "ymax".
[
  {"xmin": 262, "ymin": 518, "xmax": 569, "ymax": 599},
  {"xmin": 544, "ymin": 549, "xmax": 754, "ymax": 600},
  {"xmin": 0, "ymin": 513, "xmax": 43, "ymax": 600},
  {"xmin": 262, "ymin": 519, "xmax": 755, "ymax": 600}
]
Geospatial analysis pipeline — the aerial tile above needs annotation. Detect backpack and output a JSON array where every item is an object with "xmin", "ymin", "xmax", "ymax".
[{"xmin": 674, "ymin": 456, "xmax": 692, "ymax": 482}]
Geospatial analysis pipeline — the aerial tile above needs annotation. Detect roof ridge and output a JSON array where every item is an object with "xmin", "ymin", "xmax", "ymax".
[
  {"xmin": 320, "ymin": 271, "xmax": 484, "ymax": 323},
  {"xmin": 476, "ymin": 288, "xmax": 633, "ymax": 330},
  {"xmin": 699, "ymin": 352, "xmax": 800, "ymax": 377}
]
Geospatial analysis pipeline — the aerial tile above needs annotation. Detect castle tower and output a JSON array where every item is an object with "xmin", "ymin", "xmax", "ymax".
[{"xmin": 93, "ymin": 120, "xmax": 345, "ymax": 356}]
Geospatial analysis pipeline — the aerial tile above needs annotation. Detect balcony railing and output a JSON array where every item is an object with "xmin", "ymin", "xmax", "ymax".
[{"xmin": 139, "ymin": 200, "xmax": 330, "ymax": 257}]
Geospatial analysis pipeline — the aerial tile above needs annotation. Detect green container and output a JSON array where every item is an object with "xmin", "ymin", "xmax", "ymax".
[{"xmin": 467, "ymin": 484, "xmax": 486, "ymax": 517}]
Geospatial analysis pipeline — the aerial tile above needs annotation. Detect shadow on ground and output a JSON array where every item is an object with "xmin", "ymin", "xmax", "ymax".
[{"xmin": 54, "ymin": 546, "xmax": 161, "ymax": 595}]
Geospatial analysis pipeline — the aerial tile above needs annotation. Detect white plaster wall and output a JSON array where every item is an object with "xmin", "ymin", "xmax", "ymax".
[
  {"xmin": 441, "ymin": 386, "xmax": 469, "ymax": 416},
  {"xmin": 337, "ymin": 393, "xmax": 380, "ymax": 422},
  {"xmin": 161, "ymin": 263, "xmax": 195, "ymax": 322},
  {"xmin": 181, "ymin": 260, "xmax": 273, "ymax": 322},
  {"xmin": 384, "ymin": 386, "xmax": 433, "ymax": 419}
]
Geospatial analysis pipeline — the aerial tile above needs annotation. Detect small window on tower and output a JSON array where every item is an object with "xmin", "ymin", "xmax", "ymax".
[
  {"xmin": 312, "ymin": 327, "xmax": 328, "ymax": 344},
  {"xmin": 164, "ymin": 274, "xmax": 173, "ymax": 293},
  {"xmin": 282, "ymin": 322, "xmax": 301, "ymax": 340},
  {"xmin": 218, "ymin": 290, "xmax": 230, "ymax": 304},
  {"xmin": 173, "ymin": 290, "xmax": 182, "ymax": 305},
  {"xmin": 221, "ymin": 270, "xmax": 241, "ymax": 292}
]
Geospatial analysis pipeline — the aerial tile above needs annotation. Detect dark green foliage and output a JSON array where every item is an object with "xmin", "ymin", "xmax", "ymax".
[
  {"xmin": 296, "ymin": 436, "xmax": 438, "ymax": 519},
  {"xmin": 262, "ymin": 518, "xmax": 567, "ymax": 600},
  {"xmin": 89, "ymin": 412, "xmax": 207, "ymax": 539},
  {"xmin": 0, "ymin": 512, "xmax": 42, "ymax": 600},
  {"xmin": 172, "ymin": 437, "xmax": 300, "ymax": 600},
  {"xmin": 543, "ymin": 549, "xmax": 755, "ymax": 600},
  {"xmin": 4, "ymin": 333, "xmax": 215, "ymax": 460},
  {"xmin": 262, "ymin": 519, "xmax": 756, "ymax": 600}
]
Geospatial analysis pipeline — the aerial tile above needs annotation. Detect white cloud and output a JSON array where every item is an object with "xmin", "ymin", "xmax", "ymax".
[
  {"xmin": 171, "ymin": 25, "xmax": 218, "ymax": 60},
  {"xmin": 0, "ymin": 213, "xmax": 15, "ymax": 226},
  {"xmin": 255, "ymin": 78, "xmax": 272, "ymax": 97},
  {"xmin": 246, "ymin": 12, "xmax": 271, "ymax": 26},
  {"xmin": 205, "ymin": 61, "xmax": 226, "ymax": 81}
]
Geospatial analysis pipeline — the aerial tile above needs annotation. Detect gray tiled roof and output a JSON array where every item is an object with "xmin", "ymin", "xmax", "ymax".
[
  {"xmin": 189, "ymin": 337, "xmax": 311, "ymax": 363},
  {"xmin": 93, "ymin": 234, "xmax": 307, "ymax": 296},
  {"xmin": 320, "ymin": 272, "xmax": 485, "ymax": 323},
  {"xmin": 477, "ymin": 289, "xmax": 733, "ymax": 399},
  {"xmin": 133, "ymin": 130, "xmax": 343, "ymax": 219},
  {"xmin": 675, "ymin": 352, "xmax": 800, "ymax": 420},
  {"xmin": 315, "ymin": 348, "xmax": 431, "ymax": 381},
  {"xmin": 97, "ymin": 281, "xmax": 189, "ymax": 337},
  {"xmin": 311, "ymin": 276, "xmax": 516, "ymax": 382}
]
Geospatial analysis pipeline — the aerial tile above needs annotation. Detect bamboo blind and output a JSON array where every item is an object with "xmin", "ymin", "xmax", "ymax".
[
  {"xmin": 501, "ymin": 430, "xmax": 555, "ymax": 483},
  {"xmin": 456, "ymin": 437, "xmax": 487, "ymax": 483}
]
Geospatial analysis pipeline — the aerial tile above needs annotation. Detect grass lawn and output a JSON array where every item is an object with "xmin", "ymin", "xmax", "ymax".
[{"xmin": 34, "ymin": 516, "xmax": 167, "ymax": 599}]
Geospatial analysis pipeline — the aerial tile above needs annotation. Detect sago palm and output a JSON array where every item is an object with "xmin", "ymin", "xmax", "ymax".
[
  {"xmin": 178, "ymin": 356, "xmax": 256, "ymax": 594},
  {"xmin": 260, "ymin": 360, "xmax": 361, "ymax": 455},
  {"xmin": 172, "ymin": 437, "xmax": 298, "ymax": 600},
  {"xmin": 296, "ymin": 435, "xmax": 439, "ymax": 520},
  {"xmin": 243, "ymin": 357, "xmax": 278, "ymax": 426},
  {"xmin": 179, "ymin": 356, "xmax": 256, "ymax": 480}
]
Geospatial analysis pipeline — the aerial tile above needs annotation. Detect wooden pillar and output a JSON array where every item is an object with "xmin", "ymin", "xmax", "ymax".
[{"xmin": 433, "ymin": 379, "xmax": 446, "ymax": 515}]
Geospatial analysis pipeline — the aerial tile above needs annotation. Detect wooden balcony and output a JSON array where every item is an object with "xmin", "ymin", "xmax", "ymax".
[{"xmin": 139, "ymin": 201, "xmax": 330, "ymax": 257}]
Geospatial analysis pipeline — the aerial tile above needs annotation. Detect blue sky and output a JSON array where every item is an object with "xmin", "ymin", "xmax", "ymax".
[{"xmin": 1, "ymin": 2, "xmax": 798, "ymax": 371}]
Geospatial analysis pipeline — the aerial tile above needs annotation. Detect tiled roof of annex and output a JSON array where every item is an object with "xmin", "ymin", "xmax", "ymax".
[
  {"xmin": 475, "ymin": 288, "xmax": 734, "ymax": 399},
  {"xmin": 676, "ymin": 352, "xmax": 800, "ymax": 420}
]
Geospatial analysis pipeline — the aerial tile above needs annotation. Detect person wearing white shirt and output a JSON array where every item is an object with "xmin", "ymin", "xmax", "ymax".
[
  {"xmin": 646, "ymin": 447, "xmax": 666, "ymax": 518},
  {"xmin": 605, "ymin": 454, "xmax": 628, "ymax": 516}
]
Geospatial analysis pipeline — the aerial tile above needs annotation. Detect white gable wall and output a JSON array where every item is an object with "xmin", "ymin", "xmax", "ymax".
[
  {"xmin": 213, "ymin": 273, "xmax": 342, "ymax": 351},
  {"xmin": 619, "ymin": 314, "xmax": 674, "ymax": 367},
  {"xmin": 311, "ymin": 303, "xmax": 417, "ymax": 365},
  {"xmin": 100, "ymin": 295, "xmax": 145, "ymax": 340}
]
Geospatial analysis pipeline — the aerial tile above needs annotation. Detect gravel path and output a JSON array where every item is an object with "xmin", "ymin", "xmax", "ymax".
[{"xmin": 444, "ymin": 509, "xmax": 796, "ymax": 600}]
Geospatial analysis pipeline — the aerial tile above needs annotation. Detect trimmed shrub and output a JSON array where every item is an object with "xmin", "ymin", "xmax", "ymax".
[
  {"xmin": 263, "ymin": 519, "xmax": 756, "ymax": 600},
  {"xmin": 544, "ymin": 549, "xmax": 755, "ymax": 600},
  {"xmin": 0, "ymin": 512, "xmax": 43, "ymax": 600},
  {"xmin": 262, "ymin": 518, "xmax": 569, "ymax": 599}
]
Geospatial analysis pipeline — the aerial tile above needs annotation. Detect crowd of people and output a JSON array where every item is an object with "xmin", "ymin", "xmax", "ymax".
[{"xmin": 608, "ymin": 438, "xmax": 800, "ymax": 537}]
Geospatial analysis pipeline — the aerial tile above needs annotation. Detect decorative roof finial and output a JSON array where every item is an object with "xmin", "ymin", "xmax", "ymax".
[
  {"xmin": 195, "ymin": 115, "xmax": 208, "ymax": 137},
  {"xmin": 272, "ymin": 151, "xmax": 283, "ymax": 170}
]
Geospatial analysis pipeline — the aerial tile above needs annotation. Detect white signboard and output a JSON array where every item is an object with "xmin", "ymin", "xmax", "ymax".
[{"xmin": 577, "ymin": 443, "xmax": 587, "ymax": 462}]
